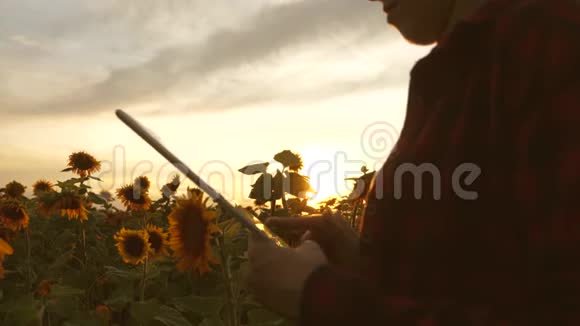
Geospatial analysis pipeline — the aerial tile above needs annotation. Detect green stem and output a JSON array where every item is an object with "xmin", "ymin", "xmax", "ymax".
[
  {"xmin": 140, "ymin": 256, "xmax": 148, "ymax": 302},
  {"xmin": 81, "ymin": 224, "xmax": 87, "ymax": 268},
  {"xmin": 270, "ymin": 199, "xmax": 276, "ymax": 217},
  {"xmin": 47, "ymin": 310, "xmax": 51, "ymax": 326},
  {"xmin": 25, "ymin": 228, "xmax": 32, "ymax": 290},
  {"xmin": 350, "ymin": 200, "xmax": 360, "ymax": 229},
  {"xmin": 139, "ymin": 214, "xmax": 148, "ymax": 302},
  {"xmin": 140, "ymin": 211, "xmax": 146, "ymax": 227},
  {"xmin": 80, "ymin": 224, "xmax": 91, "ymax": 310},
  {"xmin": 217, "ymin": 238, "xmax": 237, "ymax": 326},
  {"xmin": 281, "ymin": 169, "xmax": 288, "ymax": 211},
  {"xmin": 281, "ymin": 195, "xmax": 288, "ymax": 211}
]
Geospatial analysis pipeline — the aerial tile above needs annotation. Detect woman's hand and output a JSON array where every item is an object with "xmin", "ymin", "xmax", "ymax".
[
  {"xmin": 266, "ymin": 209, "xmax": 360, "ymax": 269},
  {"xmin": 247, "ymin": 210, "xmax": 361, "ymax": 319},
  {"xmin": 247, "ymin": 233, "xmax": 328, "ymax": 320}
]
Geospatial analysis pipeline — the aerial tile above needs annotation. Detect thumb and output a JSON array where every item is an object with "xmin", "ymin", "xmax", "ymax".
[
  {"xmin": 296, "ymin": 239, "xmax": 322, "ymax": 252},
  {"xmin": 295, "ymin": 240, "xmax": 328, "ymax": 265},
  {"xmin": 248, "ymin": 231, "xmax": 274, "ymax": 256},
  {"xmin": 321, "ymin": 207, "xmax": 335, "ymax": 217},
  {"xmin": 300, "ymin": 230, "xmax": 313, "ymax": 243}
]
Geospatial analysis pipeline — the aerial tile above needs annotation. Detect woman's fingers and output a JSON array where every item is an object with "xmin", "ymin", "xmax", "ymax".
[
  {"xmin": 300, "ymin": 230, "xmax": 313, "ymax": 243},
  {"xmin": 248, "ymin": 232, "xmax": 275, "ymax": 256},
  {"xmin": 264, "ymin": 212, "xmax": 359, "ymax": 268},
  {"xmin": 265, "ymin": 216, "xmax": 323, "ymax": 231}
]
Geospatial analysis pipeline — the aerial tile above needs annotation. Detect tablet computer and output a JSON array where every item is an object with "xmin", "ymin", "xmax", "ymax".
[{"xmin": 115, "ymin": 109, "xmax": 287, "ymax": 247}]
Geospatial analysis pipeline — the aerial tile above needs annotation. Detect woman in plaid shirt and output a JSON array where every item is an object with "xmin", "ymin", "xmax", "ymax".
[{"xmin": 249, "ymin": 0, "xmax": 580, "ymax": 324}]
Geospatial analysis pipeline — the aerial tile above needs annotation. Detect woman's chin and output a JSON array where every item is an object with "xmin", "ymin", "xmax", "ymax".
[{"xmin": 393, "ymin": 23, "xmax": 440, "ymax": 45}]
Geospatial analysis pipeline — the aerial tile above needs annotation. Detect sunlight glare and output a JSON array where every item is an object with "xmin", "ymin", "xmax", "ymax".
[{"xmin": 298, "ymin": 146, "xmax": 349, "ymax": 205}]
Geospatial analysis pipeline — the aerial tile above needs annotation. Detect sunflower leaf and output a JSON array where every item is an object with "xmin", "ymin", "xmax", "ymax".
[
  {"xmin": 168, "ymin": 295, "xmax": 223, "ymax": 316},
  {"xmin": 249, "ymin": 170, "xmax": 286, "ymax": 204},
  {"xmin": 104, "ymin": 285, "xmax": 134, "ymax": 310},
  {"xmin": 104, "ymin": 266, "xmax": 140, "ymax": 281},
  {"xmin": 49, "ymin": 285, "xmax": 85, "ymax": 298},
  {"xmin": 87, "ymin": 192, "xmax": 107, "ymax": 205},
  {"xmin": 247, "ymin": 309, "xmax": 285, "ymax": 324},
  {"xmin": 154, "ymin": 305, "xmax": 193, "ymax": 326},
  {"xmin": 224, "ymin": 220, "xmax": 242, "ymax": 240},
  {"xmin": 238, "ymin": 162, "xmax": 269, "ymax": 175},
  {"xmin": 0, "ymin": 295, "xmax": 42, "ymax": 325},
  {"xmin": 199, "ymin": 316, "xmax": 225, "ymax": 326},
  {"xmin": 131, "ymin": 299, "xmax": 161, "ymax": 325},
  {"xmin": 145, "ymin": 264, "xmax": 161, "ymax": 281},
  {"xmin": 47, "ymin": 297, "xmax": 81, "ymax": 319},
  {"xmin": 287, "ymin": 173, "xmax": 314, "ymax": 198},
  {"xmin": 217, "ymin": 218, "xmax": 234, "ymax": 231},
  {"xmin": 89, "ymin": 176, "xmax": 103, "ymax": 181},
  {"xmin": 347, "ymin": 172, "xmax": 376, "ymax": 201}
]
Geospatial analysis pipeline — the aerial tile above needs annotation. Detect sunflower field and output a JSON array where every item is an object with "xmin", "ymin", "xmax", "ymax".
[{"xmin": 0, "ymin": 150, "xmax": 369, "ymax": 326}]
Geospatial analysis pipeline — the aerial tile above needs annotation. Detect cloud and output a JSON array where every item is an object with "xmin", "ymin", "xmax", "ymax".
[{"xmin": 0, "ymin": 0, "xmax": 405, "ymax": 117}]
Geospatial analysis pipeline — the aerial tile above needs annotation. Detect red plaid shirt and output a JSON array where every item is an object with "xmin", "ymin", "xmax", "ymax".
[{"xmin": 301, "ymin": 0, "xmax": 580, "ymax": 324}]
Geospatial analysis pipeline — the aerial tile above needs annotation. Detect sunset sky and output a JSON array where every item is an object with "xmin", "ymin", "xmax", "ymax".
[{"xmin": 0, "ymin": 0, "xmax": 431, "ymax": 205}]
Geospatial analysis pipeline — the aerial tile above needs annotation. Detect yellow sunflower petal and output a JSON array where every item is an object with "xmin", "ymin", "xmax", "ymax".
[
  {"xmin": 114, "ymin": 228, "xmax": 150, "ymax": 265},
  {"xmin": 0, "ymin": 238, "xmax": 13, "ymax": 255},
  {"xmin": 146, "ymin": 224, "xmax": 169, "ymax": 258},
  {"xmin": 0, "ymin": 199, "xmax": 30, "ymax": 231},
  {"xmin": 32, "ymin": 180, "xmax": 54, "ymax": 197},
  {"xmin": 67, "ymin": 151, "xmax": 101, "ymax": 177},
  {"xmin": 168, "ymin": 191, "xmax": 220, "ymax": 275},
  {"xmin": 55, "ymin": 194, "xmax": 89, "ymax": 222},
  {"xmin": 116, "ymin": 184, "xmax": 151, "ymax": 211}
]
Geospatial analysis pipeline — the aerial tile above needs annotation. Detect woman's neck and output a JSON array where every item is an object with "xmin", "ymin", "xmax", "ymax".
[{"xmin": 444, "ymin": 0, "xmax": 487, "ymax": 34}]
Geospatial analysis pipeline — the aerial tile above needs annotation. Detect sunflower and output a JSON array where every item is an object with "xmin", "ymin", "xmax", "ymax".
[
  {"xmin": 32, "ymin": 180, "xmax": 54, "ymax": 197},
  {"xmin": 66, "ymin": 151, "xmax": 101, "ymax": 177},
  {"xmin": 99, "ymin": 190, "xmax": 114, "ymax": 202},
  {"xmin": 161, "ymin": 175, "xmax": 181, "ymax": 199},
  {"xmin": 36, "ymin": 192, "xmax": 59, "ymax": 218},
  {"xmin": 54, "ymin": 193, "xmax": 88, "ymax": 222},
  {"xmin": 146, "ymin": 224, "xmax": 169, "ymax": 258},
  {"xmin": 0, "ymin": 232, "xmax": 13, "ymax": 279},
  {"xmin": 274, "ymin": 150, "xmax": 304, "ymax": 171},
  {"xmin": 0, "ymin": 199, "xmax": 30, "ymax": 231},
  {"xmin": 114, "ymin": 228, "xmax": 150, "ymax": 265},
  {"xmin": 187, "ymin": 187, "xmax": 203, "ymax": 198},
  {"xmin": 0, "ymin": 234, "xmax": 14, "ymax": 280},
  {"xmin": 95, "ymin": 305, "xmax": 111, "ymax": 321},
  {"xmin": 116, "ymin": 184, "xmax": 151, "ymax": 211},
  {"xmin": 3, "ymin": 181, "xmax": 26, "ymax": 198},
  {"xmin": 35, "ymin": 280, "xmax": 52, "ymax": 297},
  {"xmin": 168, "ymin": 192, "xmax": 220, "ymax": 274},
  {"xmin": 167, "ymin": 175, "xmax": 181, "ymax": 192},
  {"xmin": 0, "ymin": 238, "xmax": 13, "ymax": 256},
  {"xmin": 134, "ymin": 176, "xmax": 151, "ymax": 192},
  {"xmin": 0, "ymin": 238, "xmax": 14, "ymax": 280}
]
